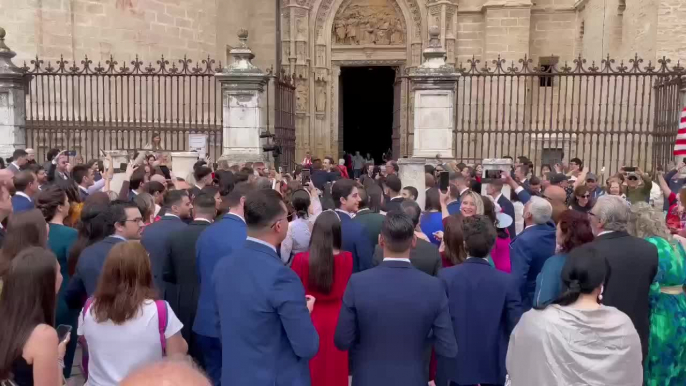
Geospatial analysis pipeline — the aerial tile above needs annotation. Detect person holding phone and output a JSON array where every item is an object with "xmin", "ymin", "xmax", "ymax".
[
  {"xmin": 0, "ymin": 247, "xmax": 69, "ymax": 386},
  {"xmin": 624, "ymin": 167, "xmax": 653, "ymax": 205}
]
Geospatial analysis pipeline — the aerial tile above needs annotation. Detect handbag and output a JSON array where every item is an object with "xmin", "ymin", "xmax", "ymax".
[{"xmin": 79, "ymin": 298, "xmax": 169, "ymax": 379}]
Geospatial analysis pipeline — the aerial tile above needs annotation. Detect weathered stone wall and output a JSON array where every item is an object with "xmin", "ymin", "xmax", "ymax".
[{"xmin": 0, "ymin": 0, "xmax": 276, "ymax": 71}]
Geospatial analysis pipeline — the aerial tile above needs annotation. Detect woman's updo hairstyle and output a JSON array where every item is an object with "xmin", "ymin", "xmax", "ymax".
[
  {"xmin": 551, "ymin": 244, "xmax": 609, "ymax": 307},
  {"xmin": 291, "ymin": 189, "xmax": 311, "ymax": 220},
  {"xmin": 35, "ymin": 185, "xmax": 67, "ymax": 222}
]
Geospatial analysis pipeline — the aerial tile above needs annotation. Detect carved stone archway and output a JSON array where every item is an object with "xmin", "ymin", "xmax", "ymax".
[{"xmin": 280, "ymin": 0, "xmax": 455, "ymax": 160}]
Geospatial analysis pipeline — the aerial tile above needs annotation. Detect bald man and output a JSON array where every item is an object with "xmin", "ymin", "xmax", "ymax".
[
  {"xmin": 120, "ymin": 359, "xmax": 210, "ymax": 386},
  {"xmin": 542, "ymin": 185, "xmax": 568, "ymax": 224},
  {"xmin": 503, "ymin": 172, "xmax": 566, "ymax": 225}
]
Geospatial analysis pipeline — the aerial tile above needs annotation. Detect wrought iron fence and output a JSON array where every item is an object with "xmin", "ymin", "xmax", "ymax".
[
  {"xmin": 21, "ymin": 55, "xmax": 224, "ymax": 163},
  {"xmin": 270, "ymin": 70, "xmax": 296, "ymax": 172},
  {"xmin": 451, "ymin": 54, "xmax": 685, "ymax": 177}
]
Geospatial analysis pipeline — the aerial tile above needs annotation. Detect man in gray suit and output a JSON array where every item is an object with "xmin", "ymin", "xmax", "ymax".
[
  {"xmin": 7, "ymin": 149, "xmax": 28, "ymax": 175},
  {"xmin": 373, "ymin": 200, "xmax": 441, "ymax": 276}
]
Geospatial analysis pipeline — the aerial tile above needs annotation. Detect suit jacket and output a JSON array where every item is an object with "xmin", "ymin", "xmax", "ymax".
[
  {"xmin": 11, "ymin": 194, "xmax": 34, "ymax": 213},
  {"xmin": 373, "ymin": 239, "xmax": 441, "ymax": 277},
  {"xmin": 437, "ymin": 258, "xmax": 522, "ymax": 385},
  {"xmin": 497, "ymin": 194, "xmax": 517, "ymax": 239},
  {"xmin": 47, "ymin": 163, "xmax": 69, "ymax": 182},
  {"xmin": 141, "ymin": 215, "xmax": 188, "ymax": 293},
  {"xmin": 353, "ymin": 209, "xmax": 385, "ymax": 249},
  {"xmin": 589, "ymin": 231, "xmax": 658, "ymax": 360},
  {"xmin": 193, "ymin": 213, "xmax": 247, "ymax": 338},
  {"xmin": 7, "ymin": 163, "xmax": 19, "ymax": 175},
  {"xmin": 509, "ymin": 222, "xmax": 556, "ymax": 311},
  {"xmin": 335, "ymin": 260, "xmax": 457, "ymax": 386},
  {"xmin": 384, "ymin": 196, "xmax": 404, "ymax": 213},
  {"xmin": 337, "ymin": 210, "xmax": 373, "ymax": 273},
  {"xmin": 163, "ymin": 220, "xmax": 211, "ymax": 347},
  {"xmin": 65, "ymin": 236, "xmax": 125, "ymax": 309},
  {"xmin": 214, "ymin": 239, "xmax": 319, "ymax": 386}
]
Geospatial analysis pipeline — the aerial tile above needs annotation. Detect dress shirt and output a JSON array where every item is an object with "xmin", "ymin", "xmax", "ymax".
[
  {"xmin": 195, "ymin": 218, "xmax": 213, "ymax": 224},
  {"xmin": 15, "ymin": 191, "xmax": 32, "ymax": 202},
  {"xmin": 597, "ymin": 230, "xmax": 615, "ymax": 237},
  {"xmin": 246, "ymin": 236, "xmax": 277, "ymax": 253},
  {"xmin": 164, "ymin": 213, "xmax": 180, "ymax": 219},
  {"xmin": 11, "ymin": 162, "xmax": 20, "ymax": 170},
  {"xmin": 225, "ymin": 212, "xmax": 246, "ymax": 223},
  {"xmin": 87, "ymin": 178, "xmax": 106, "ymax": 194},
  {"xmin": 111, "ymin": 234, "xmax": 127, "ymax": 241},
  {"xmin": 383, "ymin": 257, "xmax": 411, "ymax": 263},
  {"xmin": 459, "ymin": 187, "xmax": 469, "ymax": 196},
  {"xmin": 335, "ymin": 208, "xmax": 354, "ymax": 219}
]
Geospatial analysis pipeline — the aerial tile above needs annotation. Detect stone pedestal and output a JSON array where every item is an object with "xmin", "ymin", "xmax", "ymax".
[
  {"xmin": 171, "ymin": 151, "xmax": 199, "ymax": 182},
  {"xmin": 216, "ymin": 29, "xmax": 270, "ymax": 165},
  {"xmin": 0, "ymin": 28, "xmax": 28, "ymax": 159},
  {"xmin": 398, "ymin": 157, "xmax": 427, "ymax": 210},
  {"xmin": 407, "ymin": 26, "xmax": 459, "ymax": 159},
  {"xmin": 481, "ymin": 158, "xmax": 513, "ymax": 198}
]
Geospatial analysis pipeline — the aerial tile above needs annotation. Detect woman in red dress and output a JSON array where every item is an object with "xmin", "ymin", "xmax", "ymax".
[{"xmin": 291, "ymin": 211, "xmax": 352, "ymax": 386}]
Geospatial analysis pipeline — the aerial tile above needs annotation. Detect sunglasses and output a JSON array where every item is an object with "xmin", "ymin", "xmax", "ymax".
[
  {"xmin": 579, "ymin": 194, "xmax": 590, "ymax": 199},
  {"xmin": 628, "ymin": 177, "xmax": 638, "ymax": 181}
]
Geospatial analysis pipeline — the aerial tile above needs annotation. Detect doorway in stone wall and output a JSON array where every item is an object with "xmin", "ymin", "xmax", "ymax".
[{"xmin": 340, "ymin": 66, "xmax": 395, "ymax": 165}]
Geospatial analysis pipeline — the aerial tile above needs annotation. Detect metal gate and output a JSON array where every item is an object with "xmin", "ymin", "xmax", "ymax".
[
  {"xmin": 21, "ymin": 55, "xmax": 224, "ymax": 162},
  {"xmin": 271, "ymin": 70, "xmax": 297, "ymax": 172},
  {"xmin": 450, "ymin": 55, "xmax": 685, "ymax": 176}
]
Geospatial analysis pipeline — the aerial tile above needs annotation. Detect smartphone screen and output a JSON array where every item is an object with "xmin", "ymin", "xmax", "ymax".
[
  {"xmin": 212, "ymin": 162, "xmax": 218, "ymax": 170},
  {"xmin": 120, "ymin": 162, "xmax": 128, "ymax": 171},
  {"xmin": 439, "ymin": 171, "xmax": 450, "ymax": 191},
  {"xmin": 302, "ymin": 168, "xmax": 311, "ymax": 184},
  {"xmin": 624, "ymin": 166, "xmax": 636, "ymax": 172},
  {"xmin": 485, "ymin": 170, "xmax": 501, "ymax": 179},
  {"xmin": 56, "ymin": 324, "xmax": 72, "ymax": 343}
]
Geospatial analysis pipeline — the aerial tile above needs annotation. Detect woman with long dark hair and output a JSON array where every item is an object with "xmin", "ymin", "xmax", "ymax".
[
  {"xmin": 0, "ymin": 209, "xmax": 49, "ymax": 277},
  {"xmin": 0, "ymin": 247, "xmax": 67, "ymax": 386},
  {"xmin": 439, "ymin": 215, "xmax": 467, "ymax": 267},
  {"xmin": 290, "ymin": 211, "xmax": 352, "ymax": 386},
  {"xmin": 78, "ymin": 241, "xmax": 187, "ymax": 385},
  {"xmin": 533, "ymin": 210, "xmax": 594, "ymax": 307},
  {"xmin": 36, "ymin": 185, "xmax": 79, "ymax": 379},
  {"xmin": 507, "ymin": 245, "xmax": 643, "ymax": 385},
  {"xmin": 67, "ymin": 204, "xmax": 113, "ymax": 276},
  {"xmin": 570, "ymin": 185, "xmax": 594, "ymax": 213}
]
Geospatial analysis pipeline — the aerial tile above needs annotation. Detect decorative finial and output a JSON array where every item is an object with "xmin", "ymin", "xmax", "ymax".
[
  {"xmin": 0, "ymin": 27, "xmax": 10, "ymax": 53},
  {"xmin": 428, "ymin": 26, "xmax": 441, "ymax": 48},
  {"xmin": 237, "ymin": 29, "xmax": 249, "ymax": 48}
]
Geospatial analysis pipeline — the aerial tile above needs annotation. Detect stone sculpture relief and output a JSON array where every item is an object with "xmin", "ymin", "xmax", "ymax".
[
  {"xmin": 331, "ymin": 0, "xmax": 405, "ymax": 45},
  {"xmin": 315, "ymin": 83, "xmax": 327, "ymax": 112},
  {"xmin": 296, "ymin": 85, "xmax": 308, "ymax": 112}
]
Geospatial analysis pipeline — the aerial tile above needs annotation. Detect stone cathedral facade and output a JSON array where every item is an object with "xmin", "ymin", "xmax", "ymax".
[{"xmin": 1, "ymin": 0, "xmax": 685, "ymax": 160}]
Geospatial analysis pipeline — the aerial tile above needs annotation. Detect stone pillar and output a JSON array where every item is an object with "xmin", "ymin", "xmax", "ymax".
[
  {"xmin": 0, "ymin": 27, "xmax": 28, "ymax": 159},
  {"xmin": 171, "ymin": 151, "xmax": 199, "ymax": 182},
  {"xmin": 398, "ymin": 157, "xmax": 427, "ymax": 210},
  {"xmin": 407, "ymin": 27, "xmax": 459, "ymax": 159},
  {"xmin": 483, "ymin": 0, "xmax": 533, "ymax": 62},
  {"xmin": 216, "ymin": 30, "xmax": 270, "ymax": 165}
]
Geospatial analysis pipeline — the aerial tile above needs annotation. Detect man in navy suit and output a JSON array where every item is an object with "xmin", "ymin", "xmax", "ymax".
[
  {"xmin": 486, "ymin": 179, "xmax": 516, "ymax": 239},
  {"xmin": 142, "ymin": 189, "xmax": 192, "ymax": 293},
  {"xmin": 383, "ymin": 174, "xmax": 404, "ymax": 212},
  {"xmin": 65, "ymin": 201, "xmax": 144, "ymax": 309},
  {"xmin": 438, "ymin": 215, "xmax": 522, "ymax": 386},
  {"xmin": 72, "ymin": 164, "xmax": 95, "ymax": 202},
  {"xmin": 446, "ymin": 172, "xmax": 470, "ymax": 215},
  {"xmin": 335, "ymin": 212, "xmax": 457, "ymax": 386},
  {"xmin": 11, "ymin": 171, "xmax": 38, "ymax": 213},
  {"xmin": 214, "ymin": 189, "xmax": 318, "ymax": 386},
  {"xmin": 193, "ymin": 182, "xmax": 251, "ymax": 385},
  {"xmin": 332, "ymin": 179, "xmax": 373, "ymax": 272},
  {"xmin": 510, "ymin": 196, "xmax": 556, "ymax": 311}
]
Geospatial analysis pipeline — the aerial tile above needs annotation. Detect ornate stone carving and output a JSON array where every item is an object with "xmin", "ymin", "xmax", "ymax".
[
  {"xmin": 315, "ymin": 81, "xmax": 327, "ymax": 112},
  {"xmin": 331, "ymin": 0, "xmax": 405, "ymax": 45},
  {"xmin": 315, "ymin": 45, "xmax": 326, "ymax": 66},
  {"xmin": 316, "ymin": 0, "xmax": 421, "ymax": 42},
  {"xmin": 296, "ymin": 83, "xmax": 309, "ymax": 112}
]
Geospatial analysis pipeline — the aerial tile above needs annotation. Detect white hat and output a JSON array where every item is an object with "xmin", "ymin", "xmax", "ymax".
[{"xmin": 496, "ymin": 212, "xmax": 513, "ymax": 229}]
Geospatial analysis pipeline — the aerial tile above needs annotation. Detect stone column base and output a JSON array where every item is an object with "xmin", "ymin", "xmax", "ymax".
[{"xmin": 398, "ymin": 157, "xmax": 427, "ymax": 210}]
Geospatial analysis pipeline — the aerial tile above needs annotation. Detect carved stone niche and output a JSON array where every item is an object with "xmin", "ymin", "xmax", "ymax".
[{"xmin": 331, "ymin": 0, "xmax": 406, "ymax": 46}]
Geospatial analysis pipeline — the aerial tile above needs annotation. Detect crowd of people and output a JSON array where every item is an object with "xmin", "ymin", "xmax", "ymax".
[{"xmin": 0, "ymin": 144, "xmax": 684, "ymax": 386}]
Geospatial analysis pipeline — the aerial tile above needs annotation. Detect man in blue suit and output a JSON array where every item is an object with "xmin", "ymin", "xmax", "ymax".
[
  {"xmin": 332, "ymin": 179, "xmax": 373, "ymax": 272},
  {"xmin": 486, "ymin": 179, "xmax": 516, "ymax": 239},
  {"xmin": 11, "ymin": 171, "xmax": 38, "ymax": 213},
  {"xmin": 214, "ymin": 189, "xmax": 318, "ymax": 386},
  {"xmin": 141, "ymin": 189, "xmax": 192, "ymax": 293},
  {"xmin": 446, "ymin": 172, "xmax": 470, "ymax": 215},
  {"xmin": 335, "ymin": 212, "xmax": 457, "ymax": 386},
  {"xmin": 65, "ymin": 201, "xmax": 144, "ymax": 309},
  {"xmin": 193, "ymin": 182, "xmax": 251, "ymax": 385},
  {"xmin": 438, "ymin": 215, "xmax": 522, "ymax": 386},
  {"xmin": 509, "ymin": 195, "xmax": 556, "ymax": 311}
]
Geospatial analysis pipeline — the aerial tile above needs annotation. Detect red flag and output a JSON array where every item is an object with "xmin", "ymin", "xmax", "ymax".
[{"xmin": 675, "ymin": 107, "xmax": 686, "ymax": 156}]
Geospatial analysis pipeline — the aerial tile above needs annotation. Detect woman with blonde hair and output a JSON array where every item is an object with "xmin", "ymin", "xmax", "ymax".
[
  {"xmin": 78, "ymin": 241, "xmax": 187, "ymax": 385},
  {"xmin": 627, "ymin": 203, "xmax": 686, "ymax": 386}
]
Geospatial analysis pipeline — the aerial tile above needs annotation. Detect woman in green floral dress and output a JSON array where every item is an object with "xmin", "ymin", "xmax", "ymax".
[{"xmin": 628, "ymin": 203, "xmax": 686, "ymax": 386}]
